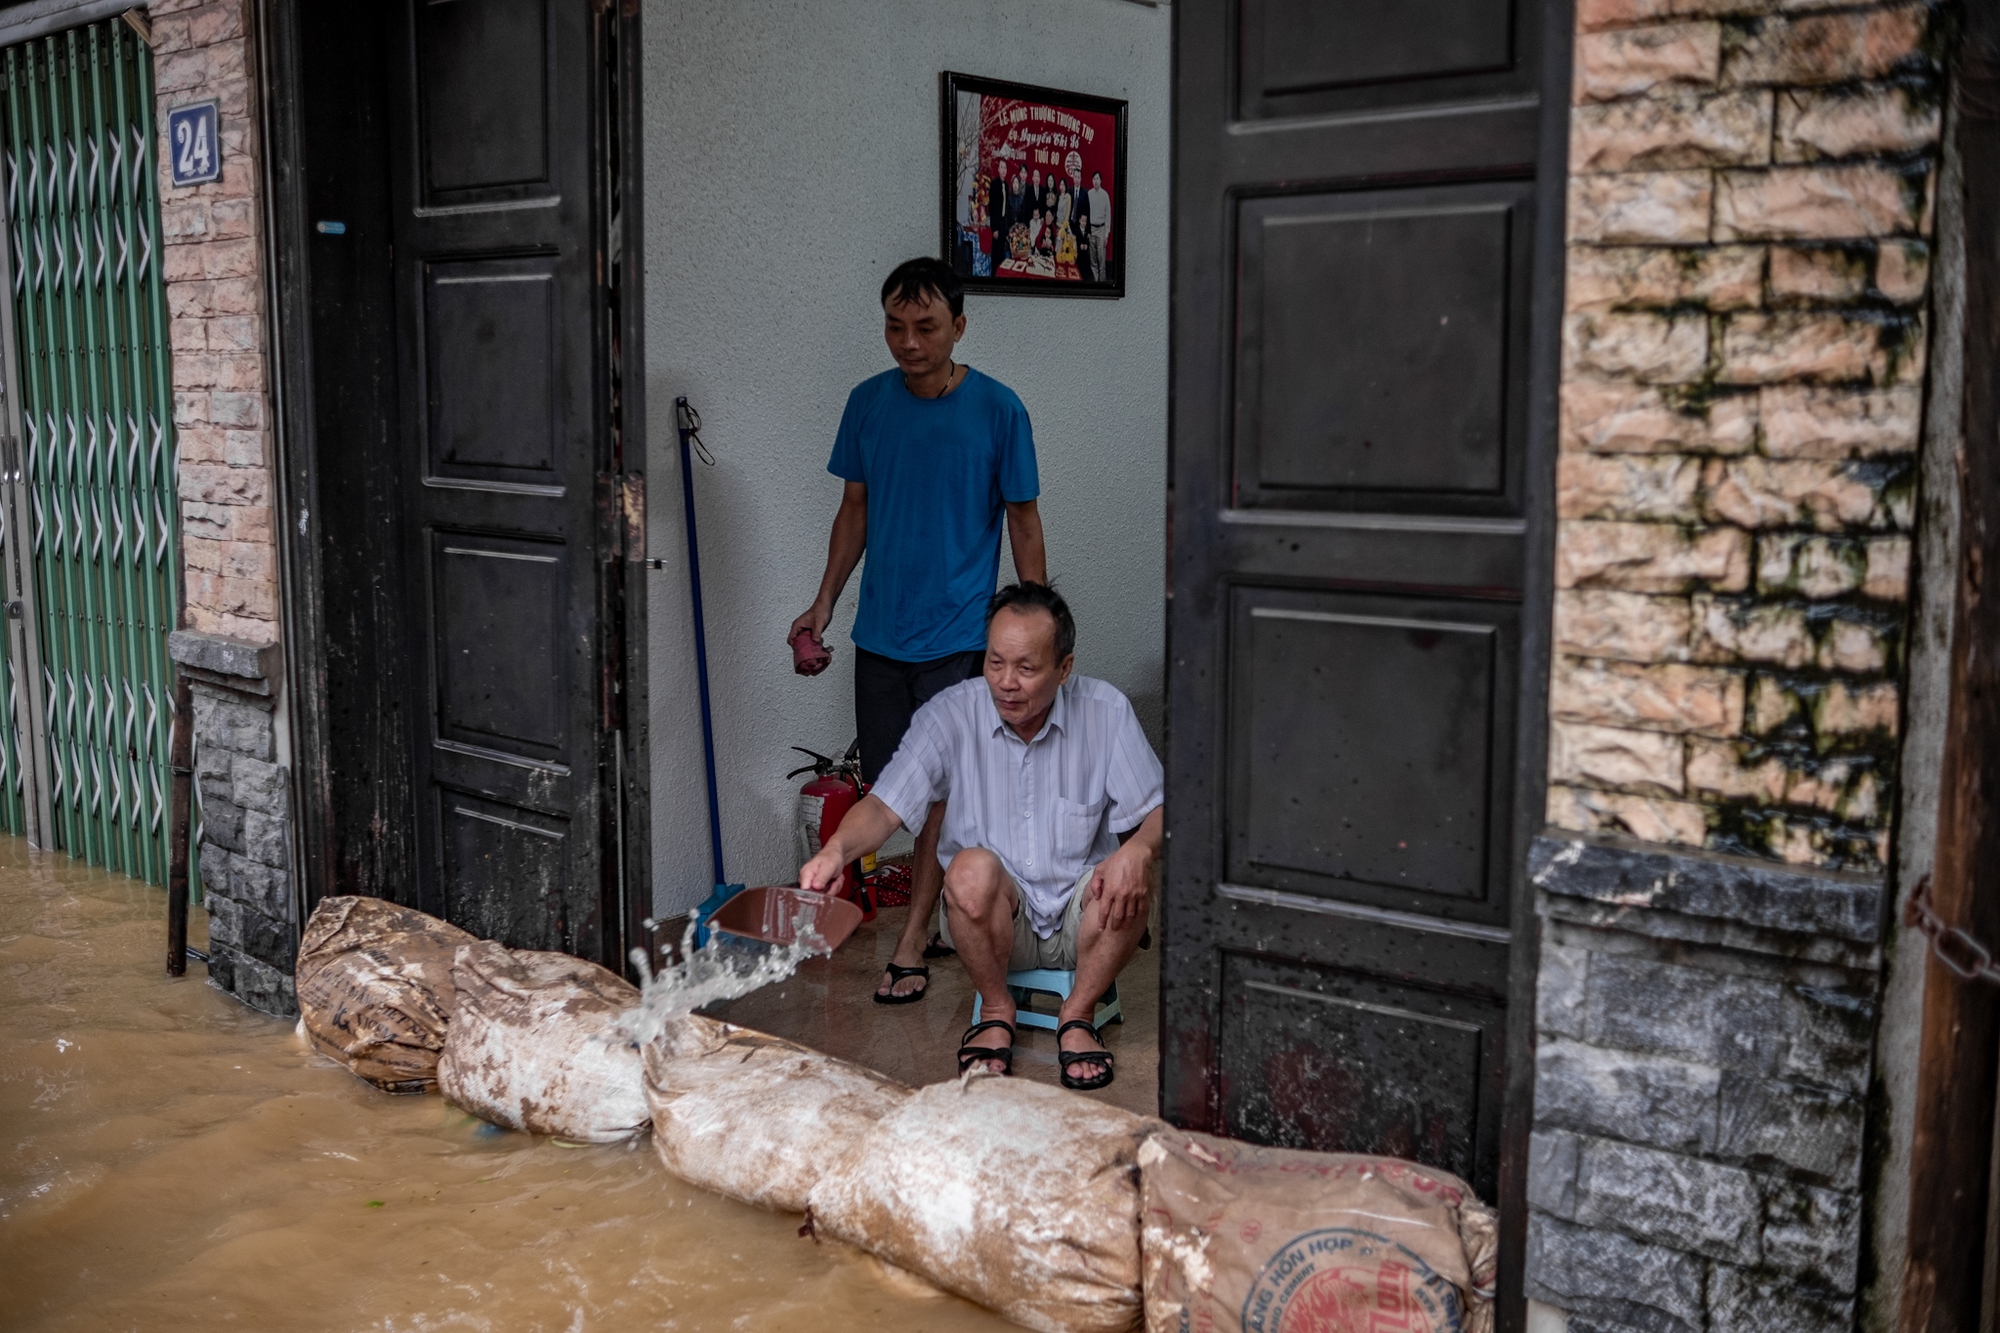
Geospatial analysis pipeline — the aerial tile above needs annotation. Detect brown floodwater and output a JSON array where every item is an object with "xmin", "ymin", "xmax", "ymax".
[{"xmin": 0, "ymin": 839, "xmax": 1011, "ymax": 1331}]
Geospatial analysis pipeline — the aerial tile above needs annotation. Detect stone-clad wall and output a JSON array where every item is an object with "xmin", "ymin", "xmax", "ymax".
[
  {"xmin": 1549, "ymin": 0, "xmax": 1942, "ymax": 873},
  {"xmin": 171, "ymin": 631, "xmax": 294, "ymax": 1015},
  {"xmin": 152, "ymin": 0, "xmax": 280, "ymax": 645},
  {"xmin": 149, "ymin": 2, "xmax": 293, "ymax": 1013},
  {"xmin": 1525, "ymin": 836, "xmax": 1880, "ymax": 1332},
  {"xmin": 1529, "ymin": 1, "xmax": 1943, "ymax": 1327}
]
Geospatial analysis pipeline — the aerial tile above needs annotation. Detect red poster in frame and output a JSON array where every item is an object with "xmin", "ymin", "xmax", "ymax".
[{"xmin": 941, "ymin": 72, "xmax": 1129, "ymax": 297}]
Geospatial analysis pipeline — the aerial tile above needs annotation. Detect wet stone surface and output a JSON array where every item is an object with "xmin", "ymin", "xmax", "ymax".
[
  {"xmin": 174, "ymin": 628, "xmax": 298, "ymax": 1018},
  {"xmin": 1525, "ymin": 837, "xmax": 1874, "ymax": 1333}
]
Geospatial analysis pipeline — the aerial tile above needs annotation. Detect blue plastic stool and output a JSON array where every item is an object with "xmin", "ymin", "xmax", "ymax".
[{"xmin": 972, "ymin": 967, "xmax": 1122, "ymax": 1032}]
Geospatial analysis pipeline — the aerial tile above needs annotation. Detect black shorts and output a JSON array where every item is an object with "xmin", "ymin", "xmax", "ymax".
[{"xmin": 854, "ymin": 645, "xmax": 985, "ymax": 785}]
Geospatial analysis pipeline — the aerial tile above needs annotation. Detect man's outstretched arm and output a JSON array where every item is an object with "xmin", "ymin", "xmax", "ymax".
[
  {"xmin": 790, "ymin": 481, "xmax": 868, "ymax": 646},
  {"xmin": 1005, "ymin": 498, "xmax": 1048, "ymax": 586},
  {"xmin": 798, "ymin": 794, "xmax": 902, "ymax": 892}
]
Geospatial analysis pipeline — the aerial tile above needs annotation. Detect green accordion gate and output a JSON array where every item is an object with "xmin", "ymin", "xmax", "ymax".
[{"xmin": 0, "ymin": 18, "xmax": 182, "ymax": 887}]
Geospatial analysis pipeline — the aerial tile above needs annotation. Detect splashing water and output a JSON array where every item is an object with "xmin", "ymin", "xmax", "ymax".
[{"xmin": 618, "ymin": 906, "xmax": 829, "ymax": 1047}]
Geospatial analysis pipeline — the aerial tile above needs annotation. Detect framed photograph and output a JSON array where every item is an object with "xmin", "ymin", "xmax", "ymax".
[{"xmin": 941, "ymin": 72, "xmax": 1128, "ymax": 298}]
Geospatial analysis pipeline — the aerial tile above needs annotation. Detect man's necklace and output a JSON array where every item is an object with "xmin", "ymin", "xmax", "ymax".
[{"xmin": 907, "ymin": 361, "xmax": 958, "ymax": 399}]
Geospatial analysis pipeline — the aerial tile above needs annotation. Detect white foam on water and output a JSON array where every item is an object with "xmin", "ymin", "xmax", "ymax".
[{"xmin": 617, "ymin": 908, "xmax": 828, "ymax": 1047}]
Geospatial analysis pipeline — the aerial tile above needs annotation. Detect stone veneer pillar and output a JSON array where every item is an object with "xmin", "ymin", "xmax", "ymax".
[
  {"xmin": 153, "ymin": 0, "xmax": 291, "ymax": 1013},
  {"xmin": 1529, "ymin": 0, "xmax": 1943, "ymax": 1327},
  {"xmin": 169, "ymin": 629, "xmax": 294, "ymax": 1015}
]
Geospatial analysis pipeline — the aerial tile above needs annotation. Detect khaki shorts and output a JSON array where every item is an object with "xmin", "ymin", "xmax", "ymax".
[{"xmin": 938, "ymin": 861, "xmax": 1093, "ymax": 971}]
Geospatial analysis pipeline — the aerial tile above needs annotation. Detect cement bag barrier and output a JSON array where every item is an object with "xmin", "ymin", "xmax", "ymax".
[
  {"xmin": 294, "ymin": 895, "xmax": 476, "ymax": 1094},
  {"xmin": 437, "ymin": 941, "xmax": 649, "ymax": 1143},
  {"xmin": 808, "ymin": 1072, "xmax": 1156, "ymax": 1333},
  {"xmin": 1138, "ymin": 1129, "xmax": 1499, "ymax": 1333},
  {"xmin": 642, "ymin": 1013, "xmax": 911, "ymax": 1214}
]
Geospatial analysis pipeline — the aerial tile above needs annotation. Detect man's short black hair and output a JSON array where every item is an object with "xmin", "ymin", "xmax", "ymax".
[
  {"xmin": 881, "ymin": 257, "xmax": 964, "ymax": 319},
  {"xmin": 986, "ymin": 582, "xmax": 1075, "ymax": 661}
]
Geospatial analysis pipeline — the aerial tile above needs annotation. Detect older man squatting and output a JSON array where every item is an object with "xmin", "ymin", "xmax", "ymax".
[{"xmin": 798, "ymin": 582, "xmax": 1163, "ymax": 1090}]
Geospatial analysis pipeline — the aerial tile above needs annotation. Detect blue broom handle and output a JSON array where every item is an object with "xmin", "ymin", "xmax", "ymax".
[{"xmin": 676, "ymin": 397, "xmax": 727, "ymax": 886}]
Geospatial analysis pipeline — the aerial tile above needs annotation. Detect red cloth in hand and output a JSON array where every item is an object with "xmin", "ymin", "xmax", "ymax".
[{"xmin": 791, "ymin": 628, "xmax": 833, "ymax": 677}]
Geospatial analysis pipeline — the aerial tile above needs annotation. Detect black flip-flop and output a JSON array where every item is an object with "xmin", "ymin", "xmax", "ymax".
[
  {"xmin": 956, "ymin": 1019, "xmax": 1015, "ymax": 1076},
  {"xmin": 922, "ymin": 932, "xmax": 956, "ymax": 959},
  {"xmin": 873, "ymin": 962, "xmax": 929, "ymax": 1006},
  {"xmin": 1057, "ymin": 1018, "xmax": 1114, "ymax": 1091}
]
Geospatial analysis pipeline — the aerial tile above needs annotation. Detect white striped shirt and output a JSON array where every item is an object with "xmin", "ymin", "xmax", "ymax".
[{"xmin": 872, "ymin": 674, "xmax": 1164, "ymax": 937}]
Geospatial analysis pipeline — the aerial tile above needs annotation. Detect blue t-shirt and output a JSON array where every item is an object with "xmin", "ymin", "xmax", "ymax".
[{"xmin": 827, "ymin": 366, "xmax": 1039, "ymax": 662}]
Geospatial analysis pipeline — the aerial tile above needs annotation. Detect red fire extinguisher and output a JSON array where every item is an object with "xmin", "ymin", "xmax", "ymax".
[{"xmin": 788, "ymin": 743, "xmax": 873, "ymax": 920}]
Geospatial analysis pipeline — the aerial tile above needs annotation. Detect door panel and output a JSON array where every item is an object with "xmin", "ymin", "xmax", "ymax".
[
  {"xmin": 1165, "ymin": 0, "xmax": 1562, "ymax": 1222},
  {"xmin": 440, "ymin": 786, "xmax": 569, "ymax": 948},
  {"xmin": 431, "ymin": 534, "xmax": 568, "ymax": 761},
  {"xmin": 1228, "ymin": 590, "xmax": 1518, "ymax": 919},
  {"xmin": 1235, "ymin": 183, "xmax": 1533, "ymax": 507},
  {"xmin": 390, "ymin": 0, "xmax": 609, "ymax": 957},
  {"xmin": 1220, "ymin": 950, "xmax": 1507, "ymax": 1183},
  {"xmin": 425, "ymin": 259, "xmax": 563, "ymax": 485},
  {"xmin": 1253, "ymin": 0, "xmax": 1513, "ymax": 96},
  {"xmin": 415, "ymin": 0, "xmax": 553, "ymax": 200},
  {"xmin": 1238, "ymin": 0, "xmax": 1537, "ymax": 120}
]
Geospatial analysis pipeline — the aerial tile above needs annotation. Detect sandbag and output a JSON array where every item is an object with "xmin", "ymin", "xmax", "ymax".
[
  {"xmin": 808, "ymin": 1073, "xmax": 1155, "ymax": 1333},
  {"xmin": 437, "ymin": 941, "xmax": 649, "ymax": 1142},
  {"xmin": 642, "ymin": 1013, "xmax": 911, "ymax": 1214},
  {"xmin": 1138, "ymin": 1129, "xmax": 1499, "ymax": 1333},
  {"xmin": 294, "ymin": 894, "xmax": 475, "ymax": 1093}
]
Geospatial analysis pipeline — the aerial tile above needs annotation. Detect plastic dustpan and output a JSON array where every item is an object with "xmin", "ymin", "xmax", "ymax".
[{"xmin": 708, "ymin": 886, "xmax": 863, "ymax": 954}]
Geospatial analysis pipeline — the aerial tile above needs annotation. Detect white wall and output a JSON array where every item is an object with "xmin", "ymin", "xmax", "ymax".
[{"xmin": 642, "ymin": 0, "xmax": 1172, "ymax": 916}]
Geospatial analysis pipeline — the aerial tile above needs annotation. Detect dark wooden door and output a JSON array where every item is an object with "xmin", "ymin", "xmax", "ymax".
[
  {"xmin": 1163, "ymin": 0, "xmax": 1567, "ymax": 1219},
  {"xmin": 385, "ymin": 0, "xmax": 616, "ymax": 955}
]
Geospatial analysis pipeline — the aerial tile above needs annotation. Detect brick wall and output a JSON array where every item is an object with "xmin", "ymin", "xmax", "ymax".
[
  {"xmin": 153, "ymin": 0, "xmax": 279, "ymax": 645},
  {"xmin": 1548, "ymin": 0, "xmax": 1940, "ymax": 874},
  {"xmin": 149, "ymin": 1, "xmax": 294, "ymax": 1015}
]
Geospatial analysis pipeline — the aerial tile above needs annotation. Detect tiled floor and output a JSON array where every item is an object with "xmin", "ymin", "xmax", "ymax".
[{"xmin": 703, "ymin": 899, "xmax": 1161, "ymax": 1118}]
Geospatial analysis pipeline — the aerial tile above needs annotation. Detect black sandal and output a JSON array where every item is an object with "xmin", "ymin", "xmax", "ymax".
[
  {"xmin": 922, "ymin": 932, "xmax": 956, "ymax": 959},
  {"xmin": 873, "ymin": 962, "xmax": 929, "ymax": 1006},
  {"xmin": 1057, "ymin": 1019, "xmax": 1114, "ymax": 1091},
  {"xmin": 956, "ymin": 1019, "xmax": 1015, "ymax": 1076}
]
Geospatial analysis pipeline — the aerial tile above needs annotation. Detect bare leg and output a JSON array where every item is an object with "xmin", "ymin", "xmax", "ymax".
[
  {"xmin": 943, "ymin": 848, "xmax": 1018, "ymax": 1073},
  {"xmin": 878, "ymin": 800, "xmax": 946, "ymax": 999},
  {"xmin": 1057, "ymin": 884, "xmax": 1152, "ymax": 1072}
]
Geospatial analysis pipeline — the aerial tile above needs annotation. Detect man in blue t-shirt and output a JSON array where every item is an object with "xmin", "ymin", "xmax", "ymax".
[{"xmin": 789, "ymin": 257, "xmax": 1046, "ymax": 1006}]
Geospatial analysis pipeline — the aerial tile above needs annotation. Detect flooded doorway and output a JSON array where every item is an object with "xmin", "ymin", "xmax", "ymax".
[
  {"xmin": 0, "ymin": 839, "xmax": 1009, "ymax": 1330},
  {"xmin": 264, "ymin": 0, "xmax": 649, "ymax": 970}
]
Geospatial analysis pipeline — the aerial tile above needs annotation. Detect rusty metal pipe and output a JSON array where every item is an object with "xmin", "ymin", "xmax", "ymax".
[{"xmin": 165, "ymin": 672, "xmax": 192, "ymax": 977}]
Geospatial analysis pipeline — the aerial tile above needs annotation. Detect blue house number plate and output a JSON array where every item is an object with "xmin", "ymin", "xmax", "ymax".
[{"xmin": 167, "ymin": 100, "xmax": 220, "ymax": 187}]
